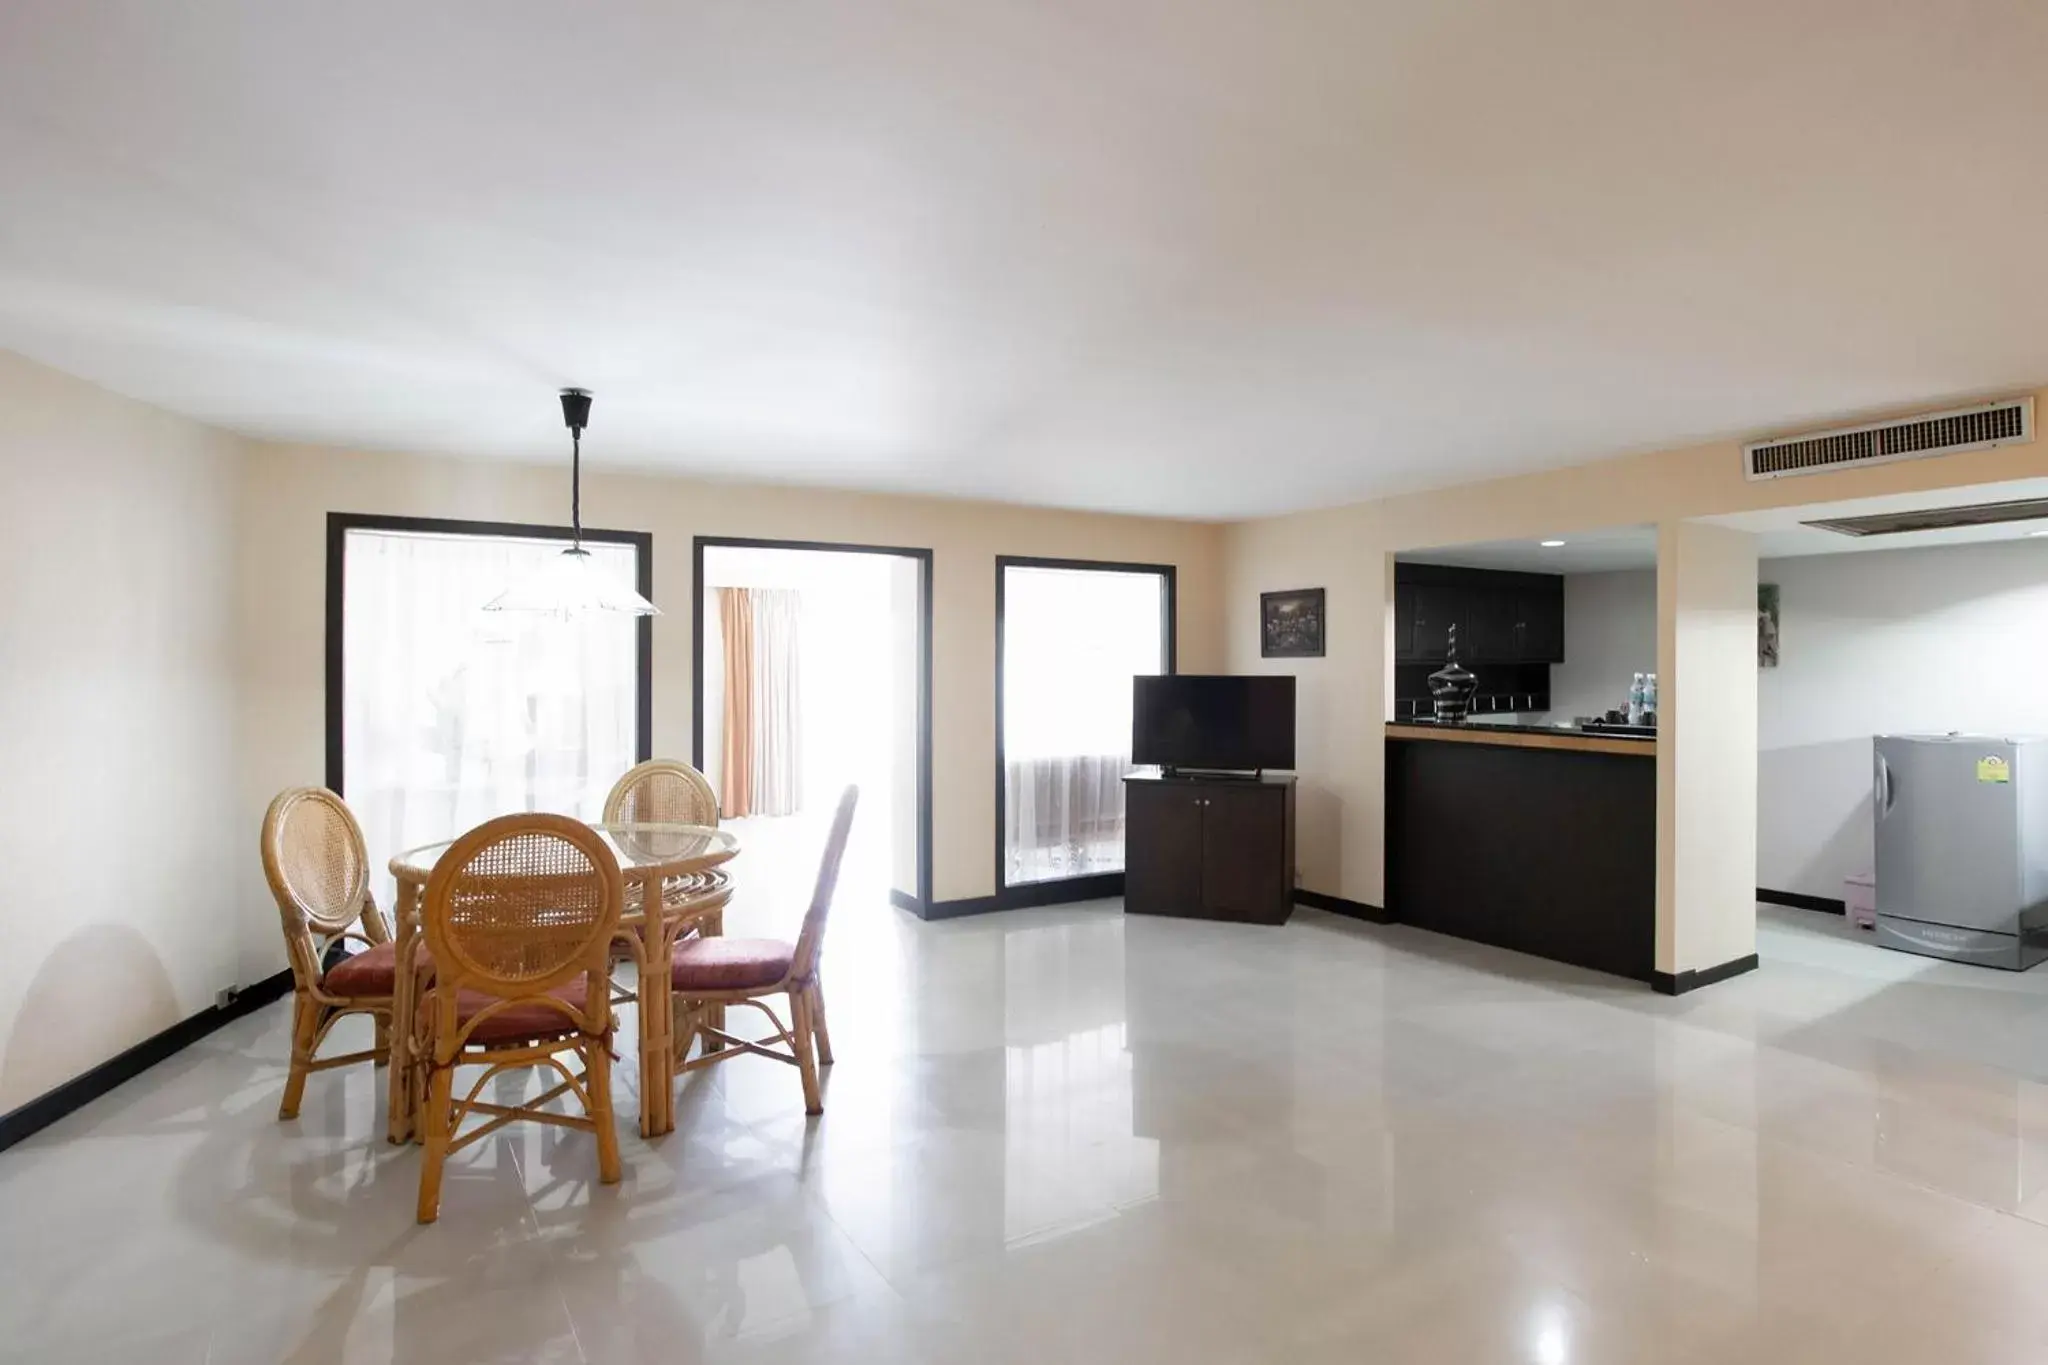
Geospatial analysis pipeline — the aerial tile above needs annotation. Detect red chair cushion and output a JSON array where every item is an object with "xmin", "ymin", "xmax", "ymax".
[
  {"xmin": 671, "ymin": 937, "xmax": 794, "ymax": 993},
  {"xmin": 322, "ymin": 941, "xmax": 434, "ymax": 998},
  {"xmin": 455, "ymin": 977, "xmax": 597, "ymax": 1045}
]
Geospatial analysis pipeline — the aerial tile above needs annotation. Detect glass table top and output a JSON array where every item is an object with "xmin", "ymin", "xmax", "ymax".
[{"xmin": 390, "ymin": 822, "xmax": 739, "ymax": 879}]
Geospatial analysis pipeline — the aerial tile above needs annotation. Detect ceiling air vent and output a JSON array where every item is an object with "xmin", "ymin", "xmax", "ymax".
[
  {"xmin": 1744, "ymin": 398, "xmax": 2032, "ymax": 481},
  {"xmin": 1804, "ymin": 495, "xmax": 2048, "ymax": 538}
]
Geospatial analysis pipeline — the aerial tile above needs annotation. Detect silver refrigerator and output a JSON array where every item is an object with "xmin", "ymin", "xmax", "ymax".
[{"xmin": 1873, "ymin": 734, "xmax": 2048, "ymax": 970}]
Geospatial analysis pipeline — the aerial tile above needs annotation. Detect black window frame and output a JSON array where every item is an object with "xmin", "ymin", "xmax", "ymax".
[
  {"xmin": 324, "ymin": 512, "xmax": 654, "ymax": 797},
  {"xmin": 995, "ymin": 555, "xmax": 1178, "ymax": 904}
]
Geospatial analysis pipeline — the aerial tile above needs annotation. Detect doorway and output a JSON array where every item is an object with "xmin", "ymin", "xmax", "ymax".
[{"xmin": 693, "ymin": 538, "xmax": 932, "ymax": 920}]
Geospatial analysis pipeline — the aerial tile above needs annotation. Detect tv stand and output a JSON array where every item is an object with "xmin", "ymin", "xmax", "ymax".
[{"xmin": 1124, "ymin": 772, "xmax": 1296, "ymax": 924}]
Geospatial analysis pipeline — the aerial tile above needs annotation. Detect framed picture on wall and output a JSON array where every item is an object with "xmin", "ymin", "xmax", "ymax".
[
  {"xmin": 1759, "ymin": 583, "xmax": 1780, "ymax": 668},
  {"xmin": 1261, "ymin": 587, "xmax": 1325, "ymax": 658}
]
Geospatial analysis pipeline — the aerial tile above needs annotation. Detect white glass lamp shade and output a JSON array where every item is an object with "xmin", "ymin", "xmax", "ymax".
[{"xmin": 482, "ymin": 545, "xmax": 659, "ymax": 617}]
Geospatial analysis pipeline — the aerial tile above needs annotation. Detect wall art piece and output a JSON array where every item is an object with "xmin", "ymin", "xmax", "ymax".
[
  {"xmin": 1261, "ymin": 587, "xmax": 1325, "ymax": 658},
  {"xmin": 1758, "ymin": 583, "xmax": 1780, "ymax": 668}
]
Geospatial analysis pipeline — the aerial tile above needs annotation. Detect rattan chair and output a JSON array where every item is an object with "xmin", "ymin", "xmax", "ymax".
[
  {"xmin": 670, "ymin": 786, "xmax": 857, "ymax": 1116},
  {"xmin": 414, "ymin": 812, "xmax": 625, "ymax": 1224},
  {"xmin": 602, "ymin": 759, "xmax": 719, "ymax": 826},
  {"xmin": 261, "ymin": 787, "xmax": 398, "ymax": 1121},
  {"xmin": 601, "ymin": 760, "xmax": 723, "ymax": 1005}
]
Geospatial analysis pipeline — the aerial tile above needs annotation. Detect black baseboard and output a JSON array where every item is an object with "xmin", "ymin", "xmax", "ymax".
[
  {"xmin": 1758, "ymin": 887, "xmax": 1846, "ymax": 915},
  {"xmin": 1651, "ymin": 953, "xmax": 1759, "ymax": 996},
  {"xmin": 0, "ymin": 968, "xmax": 294, "ymax": 1154},
  {"xmin": 923, "ymin": 873, "xmax": 1127, "ymax": 921},
  {"xmin": 924, "ymin": 895, "xmax": 1001, "ymax": 920},
  {"xmin": 1295, "ymin": 889, "xmax": 1394, "ymax": 924},
  {"xmin": 888, "ymin": 888, "xmax": 923, "ymax": 915}
]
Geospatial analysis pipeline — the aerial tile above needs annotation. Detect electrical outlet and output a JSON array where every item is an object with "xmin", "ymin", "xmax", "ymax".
[{"xmin": 215, "ymin": 987, "xmax": 235, "ymax": 1010}]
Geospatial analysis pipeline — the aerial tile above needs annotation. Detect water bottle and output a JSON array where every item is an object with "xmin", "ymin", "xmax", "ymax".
[
  {"xmin": 1627, "ymin": 672, "xmax": 1646, "ymax": 726},
  {"xmin": 1643, "ymin": 672, "xmax": 1658, "ymax": 728}
]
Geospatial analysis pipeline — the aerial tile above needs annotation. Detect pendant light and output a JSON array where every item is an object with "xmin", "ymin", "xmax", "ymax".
[{"xmin": 483, "ymin": 388, "xmax": 659, "ymax": 617}]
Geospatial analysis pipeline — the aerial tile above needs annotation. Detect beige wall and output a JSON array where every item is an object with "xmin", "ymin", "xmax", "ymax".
[
  {"xmin": 1220, "ymin": 508, "xmax": 1384, "ymax": 897},
  {"xmin": 1224, "ymin": 389, "xmax": 2048, "ymax": 916},
  {"xmin": 0, "ymin": 351, "xmax": 247, "ymax": 1110},
  {"xmin": 236, "ymin": 441, "xmax": 1226, "ymax": 979}
]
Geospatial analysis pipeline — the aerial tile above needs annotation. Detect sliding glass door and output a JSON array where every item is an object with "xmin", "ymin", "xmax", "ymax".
[
  {"xmin": 330, "ymin": 515, "xmax": 649, "ymax": 906},
  {"xmin": 999, "ymin": 558, "xmax": 1174, "ymax": 890}
]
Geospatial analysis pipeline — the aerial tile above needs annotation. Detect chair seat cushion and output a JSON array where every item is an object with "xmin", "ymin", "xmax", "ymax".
[
  {"xmin": 456, "ymin": 978, "xmax": 597, "ymax": 1045},
  {"xmin": 671, "ymin": 937, "xmax": 794, "ymax": 993},
  {"xmin": 322, "ymin": 941, "xmax": 434, "ymax": 998}
]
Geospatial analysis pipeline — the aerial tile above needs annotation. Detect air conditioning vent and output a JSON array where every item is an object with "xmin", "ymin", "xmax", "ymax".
[
  {"xmin": 1744, "ymin": 398, "xmax": 2032, "ymax": 481},
  {"xmin": 1804, "ymin": 495, "xmax": 2048, "ymax": 538}
]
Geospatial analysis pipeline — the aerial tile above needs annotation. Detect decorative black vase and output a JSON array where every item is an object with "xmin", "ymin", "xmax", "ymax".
[{"xmin": 1428, "ymin": 624, "xmax": 1478, "ymax": 722}]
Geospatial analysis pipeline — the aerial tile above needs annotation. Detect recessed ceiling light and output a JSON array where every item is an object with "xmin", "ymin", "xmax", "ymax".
[
  {"xmin": 1539, "ymin": 540, "xmax": 1566, "ymax": 548},
  {"xmin": 2029, "ymin": 529, "xmax": 2048, "ymax": 538}
]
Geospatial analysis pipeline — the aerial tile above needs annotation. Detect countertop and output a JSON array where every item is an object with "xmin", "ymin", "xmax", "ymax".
[{"xmin": 1385, "ymin": 719, "xmax": 1656, "ymax": 757}]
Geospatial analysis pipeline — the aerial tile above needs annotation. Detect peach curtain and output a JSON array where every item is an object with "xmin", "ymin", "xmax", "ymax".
[
  {"xmin": 718, "ymin": 588, "xmax": 755, "ymax": 817},
  {"xmin": 717, "ymin": 587, "xmax": 803, "ymax": 817}
]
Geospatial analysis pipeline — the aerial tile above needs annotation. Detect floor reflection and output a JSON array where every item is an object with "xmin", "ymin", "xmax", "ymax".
[{"xmin": 7, "ymin": 902, "xmax": 2048, "ymax": 1362}]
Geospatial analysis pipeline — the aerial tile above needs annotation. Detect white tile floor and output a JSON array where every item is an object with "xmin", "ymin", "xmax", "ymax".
[{"xmin": 6, "ymin": 900, "xmax": 2048, "ymax": 1363}]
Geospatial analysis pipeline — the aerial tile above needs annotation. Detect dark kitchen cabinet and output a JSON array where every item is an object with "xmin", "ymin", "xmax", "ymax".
[
  {"xmin": 1518, "ymin": 580, "xmax": 1565, "ymax": 663},
  {"xmin": 1465, "ymin": 585, "xmax": 1524, "ymax": 662},
  {"xmin": 1124, "ymin": 775, "xmax": 1295, "ymax": 924},
  {"xmin": 1408, "ymin": 581, "xmax": 1465, "ymax": 663},
  {"xmin": 1394, "ymin": 564, "xmax": 1564, "ymax": 666},
  {"xmin": 1385, "ymin": 732, "xmax": 1656, "ymax": 982}
]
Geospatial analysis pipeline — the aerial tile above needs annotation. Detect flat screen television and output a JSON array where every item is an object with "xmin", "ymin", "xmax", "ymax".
[{"xmin": 1132, "ymin": 674, "xmax": 1296, "ymax": 773}]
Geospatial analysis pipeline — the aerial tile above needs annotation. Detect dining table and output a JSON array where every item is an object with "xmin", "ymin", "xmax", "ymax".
[{"xmin": 385, "ymin": 821, "xmax": 740, "ymax": 1143}]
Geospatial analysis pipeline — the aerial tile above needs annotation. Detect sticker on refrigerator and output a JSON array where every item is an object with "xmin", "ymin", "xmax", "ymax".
[{"xmin": 1977, "ymin": 756, "xmax": 2011, "ymax": 784}]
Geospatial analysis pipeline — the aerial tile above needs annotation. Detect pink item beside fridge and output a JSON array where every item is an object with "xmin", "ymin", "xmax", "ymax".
[{"xmin": 1845, "ymin": 873, "xmax": 1877, "ymax": 929}]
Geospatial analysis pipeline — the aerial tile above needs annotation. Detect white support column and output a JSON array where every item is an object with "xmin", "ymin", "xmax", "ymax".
[{"xmin": 1655, "ymin": 520, "xmax": 1759, "ymax": 977}]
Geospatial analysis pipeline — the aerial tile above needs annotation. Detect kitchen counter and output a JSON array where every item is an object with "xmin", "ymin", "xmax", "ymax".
[
  {"xmin": 1385, "ymin": 720, "xmax": 1655, "ymax": 757},
  {"xmin": 1385, "ymin": 720, "xmax": 1657, "ymax": 982}
]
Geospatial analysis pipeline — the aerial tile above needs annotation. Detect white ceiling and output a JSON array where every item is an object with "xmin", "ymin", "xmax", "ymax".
[
  {"xmin": 1404, "ymin": 478, "xmax": 2048, "ymax": 573},
  {"xmin": 6, "ymin": 2, "xmax": 2048, "ymax": 517},
  {"xmin": 1710, "ymin": 477, "xmax": 2048, "ymax": 559},
  {"xmin": 1400, "ymin": 526, "xmax": 1659, "ymax": 575}
]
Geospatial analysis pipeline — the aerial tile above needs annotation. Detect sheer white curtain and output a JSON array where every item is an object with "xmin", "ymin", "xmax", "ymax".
[
  {"xmin": 750, "ymin": 588, "xmax": 803, "ymax": 816},
  {"xmin": 342, "ymin": 528, "xmax": 639, "ymax": 907},
  {"xmin": 1003, "ymin": 565, "xmax": 1168, "ymax": 885}
]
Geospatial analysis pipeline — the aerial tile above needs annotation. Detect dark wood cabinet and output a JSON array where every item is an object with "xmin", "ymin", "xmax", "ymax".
[
  {"xmin": 1517, "ymin": 580, "xmax": 1565, "ymax": 663},
  {"xmin": 1464, "ymin": 585, "xmax": 1523, "ymax": 662},
  {"xmin": 1124, "ymin": 775, "xmax": 1295, "ymax": 924},
  {"xmin": 1409, "ymin": 581, "xmax": 1464, "ymax": 663},
  {"xmin": 1393, "ymin": 564, "xmax": 1564, "ymax": 717},
  {"xmin": 1394, "ymin": 565, "xmax": 1564, "ymax": 666},
  {"xmin": 1125, "ymin": 778, "xmax": 1205, "ymax": 915},
  {"xmin": 1385, "ymin": 732, "xmax": 1655, "ymax": 981}
]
